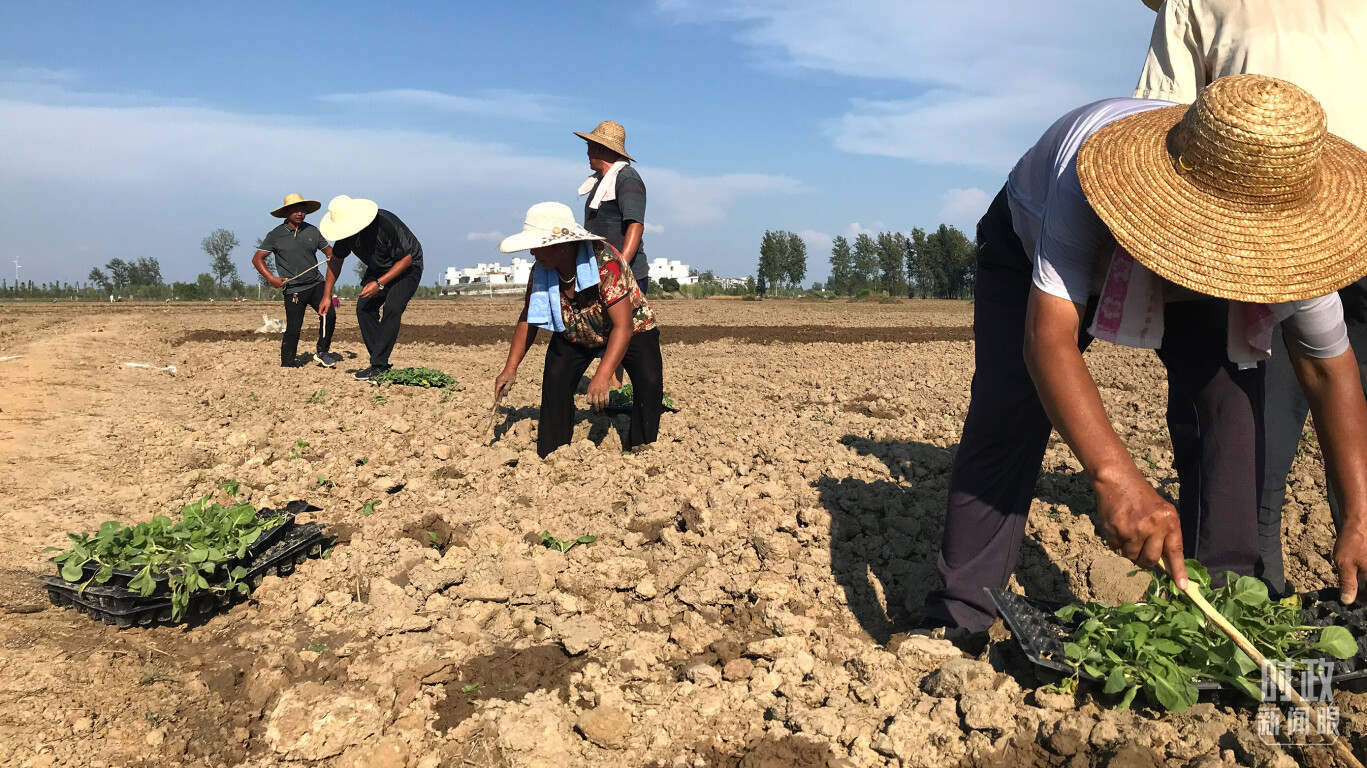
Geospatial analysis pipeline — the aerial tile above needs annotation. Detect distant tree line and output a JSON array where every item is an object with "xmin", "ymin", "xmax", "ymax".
[
  {"xmin": 1, "ymin": 227, "xmax": 418, "ymax": 302},
  {"xmin": 755, "ymin": 231, "xmax": 808, "ymax": 296},
  {"xmin": 825, "ymin": 225, "xmax": 975, "ymax": 298}
]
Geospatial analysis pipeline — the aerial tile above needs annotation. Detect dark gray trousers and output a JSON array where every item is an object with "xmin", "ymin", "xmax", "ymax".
[
  {"xmin": 923, "ymin": 187, "xmax": 1262, "ymax": 631},
  {"xmin": 1258, "ymin": 280, "xmax": 1367, "ymax": 595}
]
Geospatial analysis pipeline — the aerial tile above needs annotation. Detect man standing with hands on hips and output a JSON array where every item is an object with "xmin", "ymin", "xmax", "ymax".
[
  {"xmin": 317, "ymin": 195, "xmax": 424, "ymax": 381},
  {"xmin": 252, "ymin": 193, "xmax": 339, "ymax": 368}
]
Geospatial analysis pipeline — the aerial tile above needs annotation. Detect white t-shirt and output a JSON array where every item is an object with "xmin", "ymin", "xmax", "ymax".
[
  {"xmin": 1135, "ymin": 0, "xmax": 1367, "ymax": 151},
  {"xmin": 1005, "ymin": 97, "xmax": 1348, "ymax": 359}
]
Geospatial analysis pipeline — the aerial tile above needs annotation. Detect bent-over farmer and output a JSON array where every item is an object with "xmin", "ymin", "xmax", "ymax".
[
  {"xmin": 921, "ymin": 76, "xmax": 1367, "ymax": 634},
  {"xmin": 317, "ymin": 196, "xmax": 424, "ymax": 381},
  {"xmin": 494, "ymin": 202, "xmax": 664, "ymax": 458}
]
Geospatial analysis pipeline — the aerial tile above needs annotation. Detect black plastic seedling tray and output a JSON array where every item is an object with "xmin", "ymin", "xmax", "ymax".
[
  {"xmin": 55, "ymin": 500, "xmax": 320, "ymax": 593},
  {"xmin": 987, "ymin": 587, "xmax": 1367, "ymax": 691},
  {"xmin": 44, "ymin": 523, "xmax": 331, "ymax": 628}
]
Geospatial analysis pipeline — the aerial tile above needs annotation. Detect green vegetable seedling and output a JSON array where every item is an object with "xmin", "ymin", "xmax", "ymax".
[
  {"xmin": 287, "ymin": 440, "xmax": 309, "ymax": 461},
  {"xmin": 306, "ymin": 389, "xmax": 326, "ymax": 404},
  {"xmin": 361, "ymin": 500, "xmax": 380, "ymax": 517},
  {"xmin": 317, "ymin": 475, "xmax": 334, "ymax": 488},
  {"xmin": 49, "ymin": 494, "xmax": 282, "ymax": 621},
  {"xmin": 1058, "ymin": 559, "xmax": 1357, "ymax": 713},
  {"xmin": 541, "ymin": 532, "xmax": 597, "ymax": 554},
  {"xmin": 460, "ymin": 683, "xmax": 484, "ymax": 694}
]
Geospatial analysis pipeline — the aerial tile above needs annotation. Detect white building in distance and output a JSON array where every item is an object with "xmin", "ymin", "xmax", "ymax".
[
  {"xmin": 648, "ymin": 257, "xmax": 696, "ymax": 285},
  {"xmin": 443, "ymin": 258, "xmax": 533, "ymax": 289}
]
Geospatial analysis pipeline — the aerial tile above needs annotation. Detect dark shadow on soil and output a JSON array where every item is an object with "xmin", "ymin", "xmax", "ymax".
[
  {"xmin": 173, "ymin": 323, "xmax": 974, "ymax": 348},
  {"xmin": 819, "ymin": 436, "xmax": 1088, "ymax": 645},
  {"xmin": 688, "ymin": 733, "xmax": 841, "ymax": 767},
  {"xmin": 432, "ymin": 644, "xmax": 593, "ymax": 732}
]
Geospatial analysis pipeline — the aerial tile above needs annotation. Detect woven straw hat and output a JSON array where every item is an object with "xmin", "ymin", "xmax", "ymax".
[
  {"xmin": 499, "ymin": 202, "xmax": 604, "ymax": 253},
  {"xmin": 574, "ymin": 120, "xmax": 634, "ymax": 161},
  {"xmin": 318, "ymin": 195, "xmax": 379, "ymax": 241},
  {"xmin": 270, "ymin": 193, "xmax": 321, "ymax": 218},
  {"xmin": 1078, "ymin": 74, "xmax": 1367, "ymax": 303}
]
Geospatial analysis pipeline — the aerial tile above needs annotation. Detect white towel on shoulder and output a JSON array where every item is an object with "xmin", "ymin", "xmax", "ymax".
[{"xmin": 578, "ymin": 160, "xmax": 630, "ymax": 211}]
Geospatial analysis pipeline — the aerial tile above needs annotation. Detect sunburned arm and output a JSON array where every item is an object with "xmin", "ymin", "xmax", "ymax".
[
  {"xmin": 1289, "ymin": 346, "xmax": 1367, "ymax": 602},
  {"xmin": 594, "ymin": 298, "xmax": 635, "ymax": 385},
  {"xmin": 1024, "ymin": 287, "xmax": 1187, "ymax": 587},
  {"xmin": 319, "ymin": 255, "xmax": 345, "ymax": 316},
  {"xmin": 495, "ymin": 284, "xmax": 538, "ymax": 398},
  {"xmin": 252, "ymin": 250, "xmax": 284, "ymax": 288},
  {"xmin": 377, "ymin": 254, "xmax": 413, "ymax": 288},
  {"xmin": 620, "ymin": 222, "xmax": 644, "ymax": 265}
]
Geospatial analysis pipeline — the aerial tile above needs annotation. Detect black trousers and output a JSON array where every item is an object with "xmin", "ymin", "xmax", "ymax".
[
  {"xmin": 1258, "ymin": 280, "xmax": 1367, "ymax": 594},
  {"xmin": 282, "ymin": 283, "xmax": 335, "ymax": 366},
  {"xmin": 923, "ymin": 187, "xmax": 1262, "ymax": 631},
  {"xmin": 539, "ymin": 329, "xmax": 663, "ymax": 458},
  {"xmin": 356, "ymin": 267, "xmax": 421, "ymax": 368}
]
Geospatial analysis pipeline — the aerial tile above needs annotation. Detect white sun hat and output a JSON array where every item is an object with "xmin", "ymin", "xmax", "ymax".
[
  {"xmin": 498, "ymin": 202, "xmax": 604, "ymax": 253},
  {"xmin": 318, "ymin": 195, "xmax": 379, "ymax": 241}
]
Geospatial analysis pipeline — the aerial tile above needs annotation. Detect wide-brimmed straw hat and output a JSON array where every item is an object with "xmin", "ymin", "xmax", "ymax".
[
  {"xmin": 270, "ymin": 193, "xmax": 321, "ymax": 218},
  {"xmin": 317, "ymin": 195, "xmax": 379, "ymax": 241},
  {"xmin": 499, "ymin": 202, "xmax": 604, "ymax": 254},
  {"xmin": 1077, "ymin": 74, "xmax": 1367, "ymax": 303},
  {"xmin": 574, "ymin": 120, "xmax": 634, "ymax": 162}
]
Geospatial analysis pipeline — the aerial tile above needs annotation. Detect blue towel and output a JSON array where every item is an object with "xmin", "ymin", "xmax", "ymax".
[{"xmin": 527, "ymin": 242, "xmax": 601, "ymax": 332}]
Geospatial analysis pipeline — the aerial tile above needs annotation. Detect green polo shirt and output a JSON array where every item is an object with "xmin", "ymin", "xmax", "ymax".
[{"xmin": 259, "ymin": 221, "xmax": 329, "ymax": 294}]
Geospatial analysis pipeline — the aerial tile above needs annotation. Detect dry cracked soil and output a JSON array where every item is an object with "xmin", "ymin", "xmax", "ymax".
[{"xmin": 0, "ymin": 297, "xmax": 1357, "ymax": 768}]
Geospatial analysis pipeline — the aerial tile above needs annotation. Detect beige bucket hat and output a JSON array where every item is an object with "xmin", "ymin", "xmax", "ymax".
[
  {"xmin": 499, "ymin": 202, "xmax": 604, "ymax": 254},
  {"xmin": 318, "ymin": 195, "xmax": 380, "ymax": 241},
  {"xmin": 574, "ymin": 120, "xmax": 635, "ymax": 161},
  {"xmin": 270, "ymin": 193, "xmax": 321, "ymax": 218},
  {"xmin": 1078, "ymin": 74, "xmax": 1367, "ymax": 303}
]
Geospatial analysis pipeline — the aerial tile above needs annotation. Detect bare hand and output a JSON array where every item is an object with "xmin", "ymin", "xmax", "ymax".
[
  {"xmin": 1096, "ymin": 471, "xmax": 1187, "ymax": 589},
  {"xmin": 586, "ymin": 375, "xmax": 612, "ymax": 411},
  {"xmin": 359, "ymin": 281, "xmax": 382, "ymax": 300},
  {"xmin": 268, "ymin": 275, "xmax": 287, "ymax": 290},
  {"xmin": 494, "ymin": 369, "xmax": 517, "ymax": 400},
  {"xmin": 318, "ymin": 296, "xmax": 332, "ymax": 317},
  {"xmin": 1335, "ymin": 524, "xmax": 1367, "ymax": 603}
]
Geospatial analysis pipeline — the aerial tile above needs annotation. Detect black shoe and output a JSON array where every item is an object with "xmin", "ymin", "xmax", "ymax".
[
  {"xmin": 314, "ymin": 351, "xmax": 340, "ymax": 368},
  {"xmin": 354, "ymin": 365, "xmax": 390, "ymax": 381}
]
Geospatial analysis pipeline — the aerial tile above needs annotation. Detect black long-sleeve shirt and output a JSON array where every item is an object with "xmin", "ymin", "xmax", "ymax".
[{"xmin": 334, "ymin": 209, "xmax": 423, "ymax": 276}]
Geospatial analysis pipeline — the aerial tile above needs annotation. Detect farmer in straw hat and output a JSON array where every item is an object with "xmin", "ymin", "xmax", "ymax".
[
  {"xmin": 921, "ymin": 75, "xmax": 1367, "ymax": 634},
  {"xmin": 1133, "ymin": 0, "xmax": 1367, "ymax": 598},
  {"xmin": 577, "ymin": 120, "xmax": 649, "ymax": 390},
  {"xmin": 493, "ymin": 202, "xmax": 663, "ymax": 458},
  {"xmin": 317, "ymin": 196, "xmax": 424, "ymax": 381},
  {"xmin": 252, "ymin": 194, "xmax": 339, "ymax": 368}
]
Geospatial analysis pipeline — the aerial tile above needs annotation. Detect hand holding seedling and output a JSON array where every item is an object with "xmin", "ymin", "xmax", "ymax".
[{"xmin": 1096, "ymin": 471, "xmax": 1187, "ymax": 589}]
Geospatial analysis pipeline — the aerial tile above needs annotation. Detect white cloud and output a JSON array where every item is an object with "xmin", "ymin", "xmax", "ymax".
[
  {"xmin": 797, "ymin": 229, "xmax": 831, "ymax": 246},
  {"xmin": 644, "ymin": 222, "xmax": 665, "ymax": 234},
  {"xmin": 936, "ymin": 187, "xmax": 992, "ymax": 230},
  {"xmin": 0, "ymin": 79, "xmax": 802, "ymax": 283},
  {"xmin": 638, "ymin": 168, "xmax": 803, "ymax": 225},
  {"xmin": 466, "ymin": 231, "xmax": 505, "ymax": 242},
  {"xmin": 319, "ymin": 88, "xmax": 567, "ymax": 122},
  {"xmin": 659, "ymin": 0, "xmax": 1153, "ymax": 170},
  {"xmin": 844, "ymin": 222, "xmax": 879, "ymax": 238}
]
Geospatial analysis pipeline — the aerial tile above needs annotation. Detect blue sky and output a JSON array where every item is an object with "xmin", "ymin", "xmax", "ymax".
[{"xmin": 0, "ymin": 0, "xmax": 1156, "ymax": 287}]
